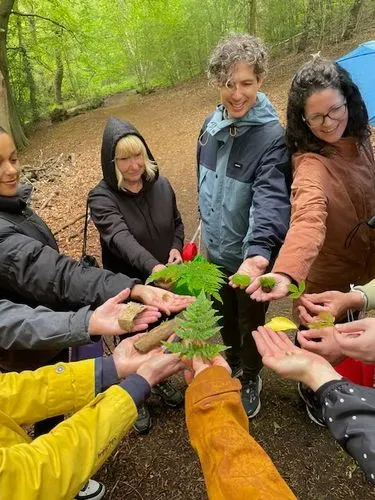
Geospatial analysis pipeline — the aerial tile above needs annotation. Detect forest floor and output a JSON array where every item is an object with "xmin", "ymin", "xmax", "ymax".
[{"xmin": 20, "ymin": 29, "xmax": 375, "ymax": 500}]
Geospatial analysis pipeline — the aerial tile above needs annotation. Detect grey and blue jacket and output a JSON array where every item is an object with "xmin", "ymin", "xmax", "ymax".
[{"xmin": 197, "ymin": 92, "xmax": 291, "ymax": 272}]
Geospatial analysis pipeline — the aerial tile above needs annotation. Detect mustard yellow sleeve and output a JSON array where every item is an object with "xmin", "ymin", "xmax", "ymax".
[
  {"xmin": 0, "ymin": 385, "xmax": 137, "ymax": 500},
  {"xmin": 185, "ymin": 366, "xmax": 296, "ymax": 500},
  {"xmin": 0, "ymin": 360, "xmax": 95, "ymax": 425}
]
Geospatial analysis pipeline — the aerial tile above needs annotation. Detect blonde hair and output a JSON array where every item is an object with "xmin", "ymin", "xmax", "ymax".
[{"xmin": 115, "ymin": 135, "xmax": 157, "ymax": 189}]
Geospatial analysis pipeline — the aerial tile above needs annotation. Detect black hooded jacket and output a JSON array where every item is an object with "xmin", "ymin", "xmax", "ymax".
[
  {"xmin": 88, "ymin": 117, "xmax": 184, "ymax": 281},
  {"xmin": 0, "ymin": 184, "xmax": 137, "ymax": 371}
]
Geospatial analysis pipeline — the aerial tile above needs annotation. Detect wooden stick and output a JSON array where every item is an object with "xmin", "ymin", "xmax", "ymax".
[
  {"xmin": 39, "ymin": 190, "xmax": 59, "ymax": 210},
  {"xmin": 53, "ymin": 213, "xmax": 85, "ymax": 235},
  {"xmin": 134, "ymin": 319, "xmax": 177, "ymax": 353}
]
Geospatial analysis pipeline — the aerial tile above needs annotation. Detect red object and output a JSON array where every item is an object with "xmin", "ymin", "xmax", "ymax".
[
  {"xmin": 181, "ymin": 242, "xmax": 198, "ymax": 262},
  {"xmin": 335, "ymin": 358, "xmax": 375, "ymax": 387}
]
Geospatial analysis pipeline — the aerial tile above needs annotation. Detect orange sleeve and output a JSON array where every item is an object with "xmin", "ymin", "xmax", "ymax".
[
  {"xmin": 185, "ymin": 366, "xmax": 296, "ymax": 500},
  {"xmin": 272, "ymin": 157, "xmax": 328, "ymax": 282}
]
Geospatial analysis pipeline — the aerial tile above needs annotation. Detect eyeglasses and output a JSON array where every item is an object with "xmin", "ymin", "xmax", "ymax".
[{"xmin": 303, "ymin": 101, "xmax": 347, "ymax": 127}]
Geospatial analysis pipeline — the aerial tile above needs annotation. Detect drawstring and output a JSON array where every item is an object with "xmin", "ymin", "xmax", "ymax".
[
  {"xmin": 345, "ymin": 215, "xmax": 375, "ymax": 249},
  {"xmin": 198, "ymin": 129, "xmax": 209, "ymax": 146}
]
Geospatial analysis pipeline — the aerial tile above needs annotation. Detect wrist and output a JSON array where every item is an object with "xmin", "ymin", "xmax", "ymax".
[
  {"xmin": 130, "ymin": 284, "xmax": 143, "ymax": 302},
  {"xmin": 136, "ymin": 365, "xmax": 156, "ymax": 387},
  {"xmin": 348, "ymin": 289, "xmax": 367, "ymax": 311},
  {"xmin": 87, "ymin": 311, "xmax": 101, "ymax": 336},
  {"xmin": 302, "ymin": 364, "xmax": 342, "ymax": 392}
]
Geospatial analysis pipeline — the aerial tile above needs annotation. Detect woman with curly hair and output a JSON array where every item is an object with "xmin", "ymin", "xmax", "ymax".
[{"xmin": 247, "ymin": 57, "xmax": 375, "ymax": 424}]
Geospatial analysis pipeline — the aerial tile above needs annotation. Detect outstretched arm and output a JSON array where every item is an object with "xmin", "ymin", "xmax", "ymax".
[{"xmin": 185, "ymin": 358, "xmax": 296, "ymax": 499}]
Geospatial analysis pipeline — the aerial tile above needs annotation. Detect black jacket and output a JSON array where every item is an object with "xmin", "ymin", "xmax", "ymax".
[
  {"xmin": 0, "ymin": 184, "xmax": 137, "ymax": 370},
  {"xmin": 88, "ymin": 117, "xmax": 184, "ymax": 281},
  {"xmin": 317, "ymin": 379, "xmax": 375, "ymax": 484}
]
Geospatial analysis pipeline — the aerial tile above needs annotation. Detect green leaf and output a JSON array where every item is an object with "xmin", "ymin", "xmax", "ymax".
[
  {"xmin": 288, "ymin": 280, "xmax": 306, "ymax": 299},
  {"xmin": 231, "ymin": 274, "xmax": 251, "ymax": 287}
]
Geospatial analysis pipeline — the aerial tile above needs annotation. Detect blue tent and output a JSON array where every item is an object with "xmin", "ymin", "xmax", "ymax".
[{"xmin": 336, "ymin": 41, "xmax": 375, "ymax": 125}]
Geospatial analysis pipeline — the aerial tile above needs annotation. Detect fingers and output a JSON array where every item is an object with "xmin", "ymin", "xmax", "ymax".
[
  {"xmin": 298, "ymin": 328, "xmax": 323, "ymax": 340},
  {"xmin": 252, "ymin": 327, "xmax": 276, "ymax": 356},
  {"xmin": 297, "ymin": 305, "xmax": 315, "ymax": 326},
  {"xmin": 184, "ymin": 368, "xmax": 194, "ymax": 385},
  {"xmin": 109, "ymin": 288, "xmax": 131, "ymax": 304},
  {"xmin": 297, "ymin": 332, "xmax": 323, "ymax": 353},
  {"xmin": 335, "ymin": 319, "xmax": 370, "ymax": 333},
  {"xmin": 245, "ymin": 277, "xmax": 261, "ymax": 295},
  {"xmin": 299, "ymin": 296, "xmax": 325, "ymax": 315}
]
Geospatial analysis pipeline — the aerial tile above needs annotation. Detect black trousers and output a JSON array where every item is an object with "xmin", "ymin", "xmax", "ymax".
[
  {"xmin": 213, "ymin": 280, "xmax": 266, "ymax": 382},
  {"xmin": 34, "ymin": 349, "xmax": 69, "ymax": 438}
]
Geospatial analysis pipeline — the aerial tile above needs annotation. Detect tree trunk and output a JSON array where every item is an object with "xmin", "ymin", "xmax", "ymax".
[
  {"xmin": 297, "ymin": 0, "xmax": 316, "ymax": 53},
  {"xmin": 16, "ymin": 14, "xmax": 39, "ymax": 122},
  {"xmin": 342, "ymin": 0, "xmax": 363, "ymax": 41},
  {"xmin": 0, "ymin": 0, "xmax": 28, "ymax": 148},
  {"xmin": 54, "ymin": 50, "xmax": 64, "ymax": 105},
  {"xmin": 248, "ymin": 0, "xmax": 256, "ymax": 35},
  {"xmin": 0, "ymin": 69, "xmax": 10, "ymax": 132}
]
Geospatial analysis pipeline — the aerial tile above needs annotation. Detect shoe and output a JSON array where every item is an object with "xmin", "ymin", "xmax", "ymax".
[
  {"xmin": 152, "ymin": 380, "xmax": 184, "ymax": 408},
  {"xmin": 241, "ymin": 376, "xmax": 262, "ymax": 418},
  {"xmin": 298, "ymin": 382, "xmax": 326, "ymax": 427},
  {"xmin": 133, "ymin": 404, "xmax": 152, "ymax": 434},
  {"xmin": 75, "ymin": 479, "xmax": 105, "ymax": 499}
]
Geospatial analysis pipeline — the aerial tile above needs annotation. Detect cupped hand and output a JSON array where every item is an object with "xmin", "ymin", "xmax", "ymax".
[
  {"xmin": 229, "ymin": 256, "xmax": 269, "ymax": 288},
  {"xmin": 252, "ymin": 326, "xmax": 341, "ymax": 391},
  {"xmin": 131, "ymin": 284, "xmax": 195, "ymax": 315},
  {"xmin": 182, "ymin": 354, "xmax": 231, "ymax": 385},
  {"xmin": 137, "ymin": 352, "xmax": 184, "ymax": 387},
  {"xmin": 297, "ymin": 327, "xmax": 345, "ymax": 365},
  {"xmin": 246, "ymin": 273, "xmax": 291, "ymax": 301},
  {"xmin": 112, "ymin": 333, "xmax": 163, "ymax": 378},
  {"xmin": 88, "ymin": 289, "xmax": 160, "ymax": 336},
  {"xmin": 334, "ymin": 318, "xmax": 375, "ymax": 364},
  {"xmin": 168, "ymin": 248, "xmax": 183, "ymax": 264}
]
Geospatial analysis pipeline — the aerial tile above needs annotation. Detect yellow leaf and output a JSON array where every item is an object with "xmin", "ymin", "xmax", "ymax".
[{"xmin": 264, "ymin": 316, "xmax": 298, "ymax": 331}]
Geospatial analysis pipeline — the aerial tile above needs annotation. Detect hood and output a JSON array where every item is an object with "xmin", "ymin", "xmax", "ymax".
[
  {"xmin": 204, "ymin": 92, "xmax": 279, "ymax": 142},
  {"xmin": 0, "ymin": 183, "xmax": 33, "ymax": 214},
  {"xmin": 100, "ymin": 117, "xmax": 158, "ymax": 191}
]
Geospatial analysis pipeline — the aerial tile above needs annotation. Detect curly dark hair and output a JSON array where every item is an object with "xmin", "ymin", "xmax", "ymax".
[{"xmin": 286, "ymin": 57, "xmax": 370, "ymax": 155}]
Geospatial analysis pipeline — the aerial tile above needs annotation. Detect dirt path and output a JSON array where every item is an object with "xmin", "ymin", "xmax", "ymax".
[{"xmin": 20, "ymin": 39, "xmax": 375, "ymax": 499}]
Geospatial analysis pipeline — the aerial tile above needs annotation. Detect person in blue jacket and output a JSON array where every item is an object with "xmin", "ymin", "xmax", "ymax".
[{"xmin": 197, "ymin": 33, "xmax": 291, "ymax": 417}]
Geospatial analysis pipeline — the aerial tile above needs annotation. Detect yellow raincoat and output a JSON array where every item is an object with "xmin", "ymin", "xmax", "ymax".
[
  {"xmin": 186, "ymin": 366, "xmax": 296, "ymax": 499},
  {"xmin": 0, "ymin": 360, "xmax": 137, "ymax": 499}
]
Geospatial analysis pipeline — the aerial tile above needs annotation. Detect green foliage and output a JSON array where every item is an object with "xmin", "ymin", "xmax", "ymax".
[
  {"xmin": 288, "ymin": 280, "xmax": 306, "ymax": 299},
  {"xmin": 307, "ymin": 311, "xmax": 335, "ymax": 329},
  {"xmin": 259, "ymin": 276, "xmax": 276, "ymax": 293},
  {"xmin": 6, "ymin": 0, "xmax": 373, "ymax": 126},
  {"xmin": 146, "ymin": 256, "xmax": 225, "ymax": 302},
  {"xmin": 231, "ymin": 273, "xmax": 251, "ymax": 287},
  {"xmin": 163, "ymin": 291, "xmax": 227, "ymax": 359}
]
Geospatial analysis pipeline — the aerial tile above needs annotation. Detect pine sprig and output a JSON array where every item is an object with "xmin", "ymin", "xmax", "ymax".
[
  {"xmin": 146, "ymin": 256, "xmax": 225, "ymax": 301},
  {"xmin": 162, "ymin": 291, "xmax": 227, "ymax": 359}
]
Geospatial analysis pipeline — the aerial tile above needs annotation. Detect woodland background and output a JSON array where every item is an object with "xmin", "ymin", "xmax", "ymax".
[
  {"xmin": 0, "ymin": 0, "xmax": 374, "ymax": 148},
  {"xmin": 1, "ymin": 1, "xmax": 375, "ymax": 498}
]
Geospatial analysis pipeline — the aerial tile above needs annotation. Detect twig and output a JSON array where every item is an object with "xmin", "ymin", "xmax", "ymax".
[
  {"xmin": 10, "ymin": 11, "xmax": 73, "ymax": 34},
  {"xmin": 54, "ymin": 213, "xmax": 85, "ymax": 235},
  {"xmin": 39, "ymin": 191, "xmax": 59, "ymax": 210},
  {"xmin": 108, "ymin": 479, "xmax": 120, "ymax": 500},
  {"xmin": 123, "ymin": 481, "xmax": 144, "ymax": 500}
]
